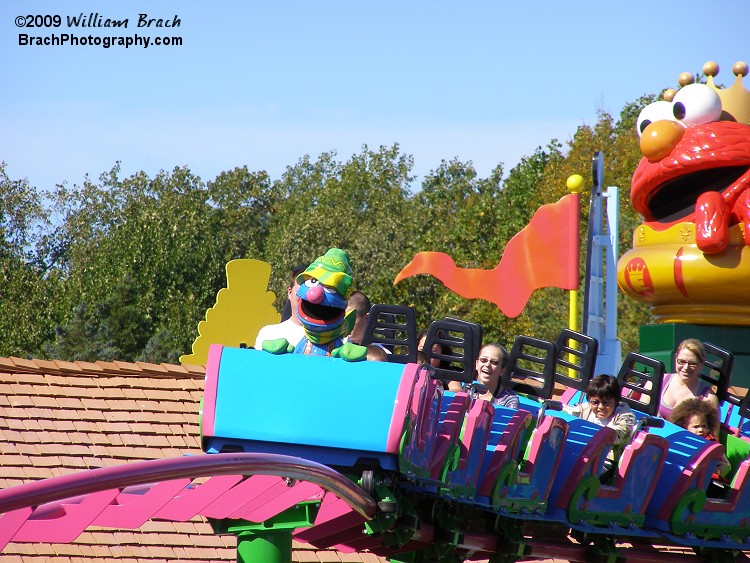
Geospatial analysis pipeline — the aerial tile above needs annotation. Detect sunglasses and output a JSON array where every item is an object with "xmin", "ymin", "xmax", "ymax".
[
  {"xmin": 676, "ymin": 359, "xmax": 700, "ymax": 368},
  {"xmin": 589, "ymin": 399, "xmax": 615, "ymax": 407}
]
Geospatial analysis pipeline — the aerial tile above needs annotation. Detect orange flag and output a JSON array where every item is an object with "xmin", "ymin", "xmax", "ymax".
[{"xmin": 394, "ymin": 193, "xmax": 580, "ymax": 318}]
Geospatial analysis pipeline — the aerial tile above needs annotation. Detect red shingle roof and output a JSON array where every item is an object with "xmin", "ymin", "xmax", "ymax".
[{"xmin": 0, "ymin": 356, "xmax": 389, "ymax": 562}]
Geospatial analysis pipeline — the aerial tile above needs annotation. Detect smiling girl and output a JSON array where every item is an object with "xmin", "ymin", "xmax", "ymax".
[{"xmin": 474, "ymin": 343, "xmax": 518, "ymax": 409}]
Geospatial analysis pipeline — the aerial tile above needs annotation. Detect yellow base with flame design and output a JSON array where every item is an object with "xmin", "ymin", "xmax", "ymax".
[{"xmin": 617, "ymin": 222, "xmax": 750, "ymax": 325}]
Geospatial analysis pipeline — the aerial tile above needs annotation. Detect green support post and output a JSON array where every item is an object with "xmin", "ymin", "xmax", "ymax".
[
  {"xmin": 236, "ymin": 529, "xmax": 293, "ymax": 563},
  {"xmin": 210, "ymin": 503, "xmax": 316, "ymax": 563}
]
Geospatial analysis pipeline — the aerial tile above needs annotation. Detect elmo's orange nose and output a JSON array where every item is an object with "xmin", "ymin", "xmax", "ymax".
[{"xmin": 640, "ymin": 120, "xmax": 685, "ymax": 161}]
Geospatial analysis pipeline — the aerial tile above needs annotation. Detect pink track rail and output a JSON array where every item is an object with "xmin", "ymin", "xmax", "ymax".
[{"xmin": 0, "ymin": 453, "xmax": 377, "ymax": 552}]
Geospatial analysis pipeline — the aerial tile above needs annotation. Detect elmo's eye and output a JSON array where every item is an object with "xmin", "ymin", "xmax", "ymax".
[
  {"xmin": 636, "ymin": 101, "xmax": 675, "ymax": 137},
  {"xmin": 322, "ymin": 286, "xmax": 336, "ymax": 294},
  {"xmin": 670, "ymin": 83, "xmax": 722, "ymax": 127},
  {"xmin": 304, "ymin": 278, "xmax": 320, "ymax": 288}
]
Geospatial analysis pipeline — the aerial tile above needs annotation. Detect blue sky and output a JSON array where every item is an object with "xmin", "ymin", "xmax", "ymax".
[{"xmin": 1, "ymin": 1, "xmax": 746, "ymax": 191}]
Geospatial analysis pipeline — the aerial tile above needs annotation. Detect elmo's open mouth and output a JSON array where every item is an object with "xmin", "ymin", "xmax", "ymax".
[
  {"xmin": 646, "ymin": 165, "xmax": 750, "ymax": 222},
  {"xmin": 632, "ymin": 121, "xmax": 750, "ymax": 225}
]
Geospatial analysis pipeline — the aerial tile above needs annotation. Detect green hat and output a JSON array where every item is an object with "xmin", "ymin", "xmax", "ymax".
[{"xmin": 297, "ymin": 248, "xmax": 354, "ymax": 298}]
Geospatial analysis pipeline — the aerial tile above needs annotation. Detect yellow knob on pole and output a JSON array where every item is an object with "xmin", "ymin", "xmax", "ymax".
[{"xmin": 567, "ymin": 174, "xmax": 584, "ymax": 194}]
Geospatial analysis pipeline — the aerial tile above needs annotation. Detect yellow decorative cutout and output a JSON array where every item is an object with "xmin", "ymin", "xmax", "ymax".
[{"xmin": 180, "ymin": 259, "xmax": 279, "ymax": 365}]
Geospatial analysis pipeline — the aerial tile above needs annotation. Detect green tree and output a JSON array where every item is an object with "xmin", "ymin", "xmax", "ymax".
[
  {"xmin": 45, "ymin": 164, "xmax": 271, "ymax": 363},
  {"xmin": 0, "ymin": 163, "xmax": 63, "ymax": 357},
  {"xmin": 206, "ymin": 166, "xmax": 274, "ymax": 260}
]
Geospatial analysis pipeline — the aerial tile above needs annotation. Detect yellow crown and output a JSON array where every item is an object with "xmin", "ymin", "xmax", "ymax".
[{"xmin": 663, "ymin": 60, "xmax": 750, "ymax": 125}]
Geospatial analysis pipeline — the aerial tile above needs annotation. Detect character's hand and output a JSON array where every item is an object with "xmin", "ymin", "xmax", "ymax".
[
  {"xmin": 331, "ymin": 342, "xmax": 368, "ymax": 361},
  {"xmin": 732, "ymin": 189, "xmax": 750, "ymax": 246},
  {"xmin": 695, "ymin": 191, "xmax": 730, "ymax": 254},
  {"xmin": 261, "ymin": 338, "xmax": 294, "ymax": 354}
]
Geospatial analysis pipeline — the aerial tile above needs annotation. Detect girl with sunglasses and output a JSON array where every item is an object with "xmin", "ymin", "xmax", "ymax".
[{"xmin": 475, "ymin": 343, "xmax": 518, "ymax": 409}]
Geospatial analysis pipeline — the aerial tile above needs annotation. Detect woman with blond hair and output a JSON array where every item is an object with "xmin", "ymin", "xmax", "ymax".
[{"xmin": 658, "ymin": 338, "xmax": 720, "ymax": 434}]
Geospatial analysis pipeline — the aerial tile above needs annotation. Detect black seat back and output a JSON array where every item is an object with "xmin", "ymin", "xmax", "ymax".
[
  {"xmin": 422, "ymin": 318, "xmax": 481, "ymax": 384},
  {"xmin": 502, "ymin": 335, "xmax": 558, "ymax": 400},
  {"xmin": 445, "ymin": 316, "xmax": 483, "ymax": 366},
  {"xmin": 361, "ymin": 304, "xmax": 417, "ymax": 364},
  {"xmin": 616, "ymin": 352, "xmax": 665, "ymax": 416},
  {"xmin": 553, "ymin": 329, "xmax": 599, "ymax": 400},
  {"xmin": 701, "ymin": 342, "xmax": 733, "ymax": 403},
  {"xmin": 733, "ymin": 388, "xmax": 750, "ymax": 429}
]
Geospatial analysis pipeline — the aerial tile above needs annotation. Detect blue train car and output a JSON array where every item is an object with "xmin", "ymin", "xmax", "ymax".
[{"xmin": 201, "ymin": 344, "xmax": 416, "ymax": 471}]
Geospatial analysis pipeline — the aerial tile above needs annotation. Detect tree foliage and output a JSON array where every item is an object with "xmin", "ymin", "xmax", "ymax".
[
  {"xmin": 0, "ymin": 96, "xmax": 658, "ymax": 363},
  {"xmin": 41, "ymin": 164, "xmax": 267, "ymax": 362},
  {"xmin": 0, "ymin": 163, "xmax": 63, "ymax": 356}
]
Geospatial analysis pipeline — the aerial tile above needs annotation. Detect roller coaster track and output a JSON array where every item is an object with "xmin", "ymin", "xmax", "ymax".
[{"xmin": 0, "ymin": 452, "xmax": 377, "ymax": 551}]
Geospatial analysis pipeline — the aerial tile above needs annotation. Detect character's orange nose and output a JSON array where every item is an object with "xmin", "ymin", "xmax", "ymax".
[
  {"xmin": 640, "ymin": 120, "xmax": 685, "ymax": 161},
  {"xmin": 306, "ymin": 285, "xmax": 324, "ymax": 304}
]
